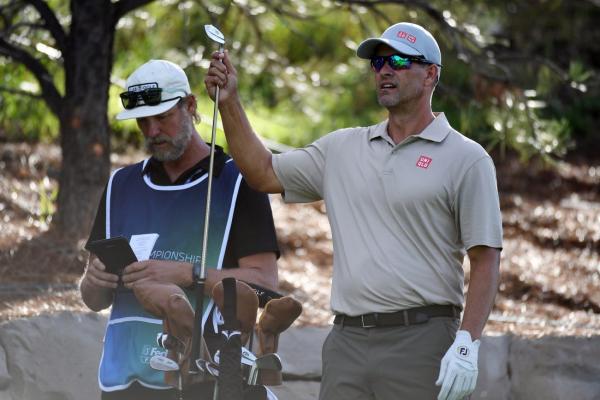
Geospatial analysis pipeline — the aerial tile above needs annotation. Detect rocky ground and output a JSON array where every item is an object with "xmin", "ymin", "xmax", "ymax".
[{"xmin": 0, "ymin": 142, "xmax": 599, "ymax": 337}]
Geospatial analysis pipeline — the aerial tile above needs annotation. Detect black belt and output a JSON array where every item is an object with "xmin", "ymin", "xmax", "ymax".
[{"xmin": 333, "ymin": 305, "xmax": 461, "ymax": 328}]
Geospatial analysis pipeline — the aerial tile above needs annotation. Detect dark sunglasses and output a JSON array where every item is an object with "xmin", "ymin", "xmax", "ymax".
[
  {"xmin": 370, "ymin": 54, "xmax": 432, "ymax": 72},
  {"xmin": 119, "ymin": 88, "xmax": 182, "ymax": 109}
]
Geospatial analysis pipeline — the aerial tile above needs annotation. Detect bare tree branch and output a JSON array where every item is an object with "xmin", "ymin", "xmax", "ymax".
[
  {"xmin": 113, "ymin": 0, "xmax": 155, "ymax": 22},
  {"xmin": 259, "ymin": 0, "xmax": 329, "ymax": 19},
  {"xmin": 269, "ymin": 6, "xmax": 320, "ymax": 52},
  {"xmin": 334, "ymin": 1, "xmax": 460, "ymax": 48},
  {"xmin": 0, "ymin": 37, "xmax": 62, "ymax": 115},
  {"xmin": 23, "ymin": 0, "xmax": 67, "ymax": 52},
  {"xmin": 3, "ymin": 21, "xmax": 45, "ymax": 38},
  {"xmin": 334, "ymin": 0, "xmax": 517, "ymax": 82},
  {"xmin": 0, "ymin": 0, "xmax": 25, "ymax": 21},
  {"xmin": 192, "ymin": 0, "xmax": 209, "ymax": 16},
  {"xmin": 495, "ymin": 54, "xmax": 570, "ymax": 81},
  {"xmin": 265, "ymin": 2, "xmax": 311, "ymax": 19},
  {"xmin": 0, "ymin": 84, "xmax": 41, "ymax": 98},
  {"xmin": 235, "ymin": 3, "xmax": 264, "ymax": 52},
  {"xmin": 357, "ymin": 3, "xmax": 394, "ymax": 28}
]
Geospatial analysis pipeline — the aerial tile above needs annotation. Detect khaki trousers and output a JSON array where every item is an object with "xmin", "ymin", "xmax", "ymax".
[{"xmin": 319, "ymin": 317, "xmax": 459, "ymax": 400}]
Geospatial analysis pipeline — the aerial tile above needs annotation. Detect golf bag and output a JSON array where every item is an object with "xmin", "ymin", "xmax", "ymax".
[
  {"xmin": 216, "ymin": 278, "xmax": 243, "ymax": 400},
  {"xmin": 134, "ymin": 279, "xmax": 302, "ymax": 400}
]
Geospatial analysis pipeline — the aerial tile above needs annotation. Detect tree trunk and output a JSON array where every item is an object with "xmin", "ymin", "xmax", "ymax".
[{"xmin": 53, "ymin": 0, "xmax": 115, "ymax": 241}]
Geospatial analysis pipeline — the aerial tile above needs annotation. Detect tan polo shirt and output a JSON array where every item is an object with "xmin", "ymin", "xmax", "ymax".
[{"xmin": 272, "ymin": 113, "xmax": 503, "ymax": 316}]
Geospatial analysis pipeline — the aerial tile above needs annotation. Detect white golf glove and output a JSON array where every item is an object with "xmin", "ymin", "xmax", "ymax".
[{"xmin": 436, "ymin": 330, "xmax": 480, "ymax": 400}]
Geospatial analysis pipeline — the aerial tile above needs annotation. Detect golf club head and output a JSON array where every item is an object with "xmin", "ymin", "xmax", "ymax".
[
  {"xmin": 195, "ymin": 358, "xmax": 219, "ymax": 377},
  {"xmin": 156, "ymin": 333, "xmax": 186, "ymax": 354},
  {"xmin": 214, "ymin": 346, "xmax": 256, "ymax": 366},
  {"xmin": 255, "ymin": 353, "xmax": 283, "ymax": 371},
  {"xmin": 248, "ymin": 363, "xmax": 259, "ymax": 385},
  {"xmin": 248, "ymin": 353, "xmax": 283, "ymax": 386},
  {"xmin": 150, "ymin": 355, "xmax": 179, "ymax": 372},
  {"xmin": 241, "ymin": 346, "xmax": 257, "ymax": 366},
  {"xmin": 204, "ymin": 24, "xmax": 225, "ymax": 45}
]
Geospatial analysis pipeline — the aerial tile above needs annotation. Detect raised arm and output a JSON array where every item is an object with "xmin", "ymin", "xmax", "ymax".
[{"xmin": 204, "ymin": 50, "xmax": 283, "ymax": 194}]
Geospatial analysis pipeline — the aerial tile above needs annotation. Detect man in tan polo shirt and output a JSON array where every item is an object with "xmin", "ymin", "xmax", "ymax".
[{"xmin": 205, "ymin": 22, "xmax": 502, "ymax": 400}]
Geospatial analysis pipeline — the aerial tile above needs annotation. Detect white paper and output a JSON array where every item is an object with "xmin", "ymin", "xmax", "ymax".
[{"xmin": 129, "ymin": 233, "xmax": 159, "ymax": 261}]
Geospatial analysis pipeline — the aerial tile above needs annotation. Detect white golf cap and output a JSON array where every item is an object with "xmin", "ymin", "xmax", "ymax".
[
  {"xmin": 116, "ymin": 59, "xmax": 191, "ymax": 120},
  {"xmin": 356, "ymin": 22, "xmax": 442, "ymax": 66}
]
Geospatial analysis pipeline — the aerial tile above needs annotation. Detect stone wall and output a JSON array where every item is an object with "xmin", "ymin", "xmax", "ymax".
[{"xmin": 0, "ymin": 313, "xmax": 598, "ymax": 400}]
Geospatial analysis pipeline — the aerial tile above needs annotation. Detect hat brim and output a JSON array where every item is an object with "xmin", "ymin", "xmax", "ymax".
[
  {"xmin": 356, "ymin": 38, "xmax": 422, "ymax": 59},
  {"xmin": 115, "ymin": 98, "xmax": 180, "ymax": 120}
]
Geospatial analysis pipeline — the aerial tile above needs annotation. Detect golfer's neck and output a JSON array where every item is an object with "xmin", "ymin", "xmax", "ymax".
[
  {"xmin": 387, "ymin": 107, "xmax": 435, "ymax": 144},
  {"xmin": 162, "ymin": 134, "xmax": 210, "ymax": 182}
]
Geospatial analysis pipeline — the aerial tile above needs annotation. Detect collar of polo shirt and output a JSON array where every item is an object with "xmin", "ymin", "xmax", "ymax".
[{"xmin": 369, "ymin": 112, "xmax": 452, "ymax": 144}]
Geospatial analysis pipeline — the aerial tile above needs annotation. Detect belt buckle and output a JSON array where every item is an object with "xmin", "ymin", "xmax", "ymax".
[{"xmin": 360, "ymin": 314, "xmax": 377, "ymax": 328}]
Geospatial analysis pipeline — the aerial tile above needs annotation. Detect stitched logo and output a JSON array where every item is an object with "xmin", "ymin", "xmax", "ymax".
[
  {"xmin": 128, "ymin": 82, "xmax": 159, "ymax": 92},
  {"xmin": 397, "ymin": 31, "xmax": 417, "ymax": 43},
  {"xmin": 416, "ymin": 155, "xmax": 432, "ymax": 169},
  {"xmin": 458, "ymin": 346, "xmax": 469, "ymax": 357}
]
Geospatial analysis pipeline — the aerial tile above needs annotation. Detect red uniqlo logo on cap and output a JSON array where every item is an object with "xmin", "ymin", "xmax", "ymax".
[
  {"xmin": 416, "ymin": 155, "xmax": 432, "ymax": 169},
  {"xmin": 397, "ymin": 31, "xmax": 417, "ymax": 43}
]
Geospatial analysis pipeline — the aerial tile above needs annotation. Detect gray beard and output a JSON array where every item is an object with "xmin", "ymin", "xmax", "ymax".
[{"xmin": 145, "ymin": 119, "xmax": 193, "ymax": 162}]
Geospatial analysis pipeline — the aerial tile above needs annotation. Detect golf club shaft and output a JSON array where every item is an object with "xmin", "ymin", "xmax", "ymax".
[
  {"xmin": 189, "ymin": 279, "xmax": 205, "ymax": 374},
  {"xmin": 200, "ymin": 42, "xmax": 224, "ymax": 280},
  {"xmin": 177, "ymin": 374, "xmax": 183, "ymax": 400},
  {"xmin": 178, "ymin": 353, "xmax": 184, "ymax": 400},
  {"xmin": 189, "ymin": 43, "xmax": 224, "ymax": 375},
  {"xmin": 201, "ymin": 44, "xmax": 223, "ymax": 280}
]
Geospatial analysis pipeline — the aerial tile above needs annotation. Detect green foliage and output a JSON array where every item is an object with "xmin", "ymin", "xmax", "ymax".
[
  {"xmin": 482, "ymin": 98, "xmax": 571, "ymax": 161},
  {"xmin": 0, "ymin": 63, "xmax": 58, "ymax": 141},
  {"xmin": 2, "ymin": 0, "xmax": 599, "ymax": 162},
  {"xmin": 0, "ymin": 0, "xmax": 66, "ymax": 141},
  {"xmin": 569, "ymin": 61, "xmax": 594, "ymax": 84}
]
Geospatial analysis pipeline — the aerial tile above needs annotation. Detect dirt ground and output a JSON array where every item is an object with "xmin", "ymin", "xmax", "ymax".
[{"xmin": 0, "ymin": 142, "xmax": 599, "ymax": 337}]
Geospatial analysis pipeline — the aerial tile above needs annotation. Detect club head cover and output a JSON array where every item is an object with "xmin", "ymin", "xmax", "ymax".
[
  {"xmin": 256, "ymin": 296, "xmax": 302, "ymax": 386},
  {"xmin": 133, "ymin": 280, "xmax": 184, "ymax": 318},
  {"xmin": 163, "ymin": 292, "xmax": 214, "ymax": 387},
  {"xmin": 212, "ymin": 279, "xmax": 259, "ymax": 344},
  {"xmin": 257, "ymin": 296, "xmax": 303, "ymax": 341},
  {"xmin": 132, "ymin": 281, "xmax": 212, "ymax": 387}
]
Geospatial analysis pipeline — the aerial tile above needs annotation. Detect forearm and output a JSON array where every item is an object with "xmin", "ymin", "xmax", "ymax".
[
  {"xmin": 460, "ymin": 246, "xmax": 501, "ymax": 339},
  {"xmin": 169, "ymin": 255, "xmax": 277, "ymax": 296},
  {"xmin": 205, "ymin": 252, "xmax": 278, "ymax": 294},
  {"xmin": 219, "ymin": 97, "xmax": 283, "ymax": 193},
  {"xmin": 206, "ymin": 266, "xmax": 277, "ymax": 294},
  {"xmin": 79, "ymin": 276, "xmax": 114, "ymax": 312}
]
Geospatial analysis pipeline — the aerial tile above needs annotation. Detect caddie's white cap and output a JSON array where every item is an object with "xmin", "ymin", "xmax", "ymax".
[
  {"xmin": 116, "ymin": 59, "xmax": 191, "ymax": 120},
  {"xmin": 356, "ymin": 22, "xmax": 442, "ymax": 66}
]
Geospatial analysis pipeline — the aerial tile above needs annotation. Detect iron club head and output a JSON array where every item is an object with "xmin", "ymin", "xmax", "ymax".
[
  {"xmin": 247, "ymin": 353, "xmax": 283, "ymax": 385},
  {"xmin": 255, "ymin": 353, "xmax": 283, "ymax": 371},
  {"xmin": 204, "ymin": 25, "xmax": 225, "ymax": 45},
  {"xmin": 195, "ymin": 358, "xmax": 220, "ymax": 377},
  {"xmin": 241, "ymin": 346, "xmax": 257, "ymax": 366},
  {"xmin": 156, "ymin": 333, "xmax": 186, "ymax": 354},
  {"xmin": 214, "ymin": 346, "xmax": 257, "ymax": 366},
  {"xmin": 150, "ymin": 355, "xmax": 179, "ymax": 372}
]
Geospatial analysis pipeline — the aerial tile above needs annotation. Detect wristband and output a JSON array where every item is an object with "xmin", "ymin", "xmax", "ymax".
[
  {"xmin": 245, "ymin": 281, "xmax": 282, "ymax": 308},
  {"xmin": 192, "ymin": 262, "xmax": 202, "ymax": 284}
]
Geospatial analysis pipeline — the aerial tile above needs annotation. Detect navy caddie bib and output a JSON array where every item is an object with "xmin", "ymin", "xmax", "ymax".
[{"xmin": 98, "ymin": 158, "xmax": 242, "ymax": 392}]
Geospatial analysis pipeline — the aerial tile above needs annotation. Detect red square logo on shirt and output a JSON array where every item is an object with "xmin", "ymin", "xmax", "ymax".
[{"xmin": 416, "ymin": 155, "xmax": 432, "ymax": 169}]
